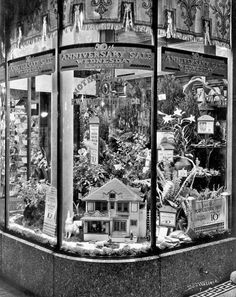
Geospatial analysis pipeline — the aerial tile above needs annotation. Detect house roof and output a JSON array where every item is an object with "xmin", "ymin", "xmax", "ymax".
[{"xmin": 83, "ymin": 178, "xmax": 143, "ymax": 202}]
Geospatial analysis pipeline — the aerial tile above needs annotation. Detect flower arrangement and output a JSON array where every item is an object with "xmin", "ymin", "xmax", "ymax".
[{"xmin": 158, "ymin": 107, "xmax": 197, "ymax": 156}]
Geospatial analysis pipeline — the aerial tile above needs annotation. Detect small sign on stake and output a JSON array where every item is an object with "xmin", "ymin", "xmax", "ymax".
[
  {"xmin": 159, "ymin": 205, "xmax": 177, "ymax": 228},
  {"xmin": 197, "ymin": 115, "xmax": 214, "ymax": 134},
  {"xmin": 89, "ymin": 117, "xmax": 100, "ymax": 165},
  {"xmin": 43, "ymin": 186, "xmax": 57, "ymax": 237}
]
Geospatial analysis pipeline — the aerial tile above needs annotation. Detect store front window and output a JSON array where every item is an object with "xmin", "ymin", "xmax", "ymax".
[
  {"xmin": 0, "ymin": 0, "xmax": 232, "ymax": 258},
  {"xmin": 155, "ymin": 47, "xmax": 229, "ymax": 247},
  {"xmin": 59, "ymin": 42, "xmax": 153, "ymax": 254},
  {"xmin": 7, "ymin": 51, "xmax": 57, "ymax": 246},
  {"xmin": 0, "ymin": 84, "xmax": 5, "ymax": 227}
]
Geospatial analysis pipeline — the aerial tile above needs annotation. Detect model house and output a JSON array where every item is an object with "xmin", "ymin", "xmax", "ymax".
[{"xmin": 81, "ymin": 178, "xmax": 146, "ymax": 242}]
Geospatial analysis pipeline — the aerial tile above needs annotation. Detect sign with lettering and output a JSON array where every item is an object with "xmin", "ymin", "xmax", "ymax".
[
  {"xmin": 158, "ymin": 150, "xmax": 174, "ymax": 162},
  {"xmin": 178, "ymin": 169, "xmax": 188, "ymax": 178},
  {"xmin": 198, "ymin": 120, "xmax": 214, "ymax": 134},
  {"xmin": 89, "ymin": 117, "xmax": 100, "ymax": 165},
  {"xmin": 60, "ymin": 43, "xmax": 154, "ymax": 71},
  {"xmin": 43, "ymin": 186, "xmax": 57, "ymax": 237},
  {"xmin": 0, "ymin": 65, "xmax": 5, "ymax": 83},
  {"xmin": 161, "ymin": 47, "xmax": 227, "ymax": 77},
  {"xmin": 159, "ymin": 205, "xmax": 177, "ymax": 227},
  {"xmin": 8, "ymin": 50, "xmax": 55, "ymax": 80},
  {"xmin": 197, "ymin": 115, "xmax": 214, "ymax": 134},
  {"xmin": 187, "ymin": 194, "xmax": 228, "ymax": 234}
]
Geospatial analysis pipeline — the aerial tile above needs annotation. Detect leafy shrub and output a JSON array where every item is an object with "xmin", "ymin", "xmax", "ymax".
[{"xmin": 17, "ymin": 179, "xmax": 49, "ymax": 229}]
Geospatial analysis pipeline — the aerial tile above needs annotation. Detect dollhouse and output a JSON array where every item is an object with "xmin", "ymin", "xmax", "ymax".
[{"xmin": 81, "ymin": 178, "xmax": 146, "ymax": 242}]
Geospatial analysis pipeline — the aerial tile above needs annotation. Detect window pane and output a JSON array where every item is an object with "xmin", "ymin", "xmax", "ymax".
[
  {"xmin": 121, "ymin": 221, "xmax": 126, "ymax": 232},
  {"xmin": 0, "ymin": 85, "xmax": 5, "ymax": 228},
  {"xmin": 87, "ymin": 202, "xmax": 94, "ymax": 211},
  {"xmin": 156, "ymin": 51, "xmax": 229, "ymax": 245},
  {"xmin": 8, "ymin": 76, "xmax": 57, "ymax": 246},
  {"xmin": 131, "ymin": 220, "xmax": 137, "ymax": 226},
  {"xmin": 63, "ymin": 48, "xmax": 153, "ymax": 253},
  {"xmin": 123, "ymin": 203, "xmax": 129, "ymax": 212},
  {"xmin": 131, "ymin": 203, "xmax": 138, "ymax": 212}
]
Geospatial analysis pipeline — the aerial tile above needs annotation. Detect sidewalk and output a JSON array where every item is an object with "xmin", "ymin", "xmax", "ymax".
[{"xmin": 0, "ymin": 277, "xmax": 33, "ymax": 297}]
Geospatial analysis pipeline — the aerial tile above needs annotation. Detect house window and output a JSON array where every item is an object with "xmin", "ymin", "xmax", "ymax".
[
  {"xmin": 131, "ymin": 202, "xmax": 138, "ymax": 212},
  {"xmin": 88, "ymin": 221, "xmax": 102, "ymax": 233},
  {"xmin": 130, "ymin": 220, "xmax": 137, "ymax": 226},
  {"xmin": 113, "ymin": 220, "xmax": 127, "ymax": 232},
  {"xmin": 87, "ymin": 221, "xmax": 108, "ymax": 233},
  {"xmin": 117, "ymin": 202, "xmax": 129, "ymax": 212},
  {"xmin": 110, "ymin": 202, "xmax": 115, "ymax": 209},
  {"xmin": 87, "ymin": 202, "xmax": 94, "ymax": 212},
  {"xmin": 109, "ymin": 192, "xmax": 116, "ymax": 199},
  {"xmin": 95, "ymin": 201, "xmax": 108, "ymax": 211}
]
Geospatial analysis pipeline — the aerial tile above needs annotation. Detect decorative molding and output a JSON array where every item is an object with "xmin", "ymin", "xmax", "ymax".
[
  {"xmin": 177, "ymin": 0, "xmax": 204, "ymax": 31},
  {"xmin": 210, "ymin": 0, "xmax": 230, "ymax": 40},
  {"xmin": 142, "ymin": 0, "xmax": 152, "ymax": 18},
  {"xmin": 91, "ymin": 0, "xmax": 113, "ymax": 19}
]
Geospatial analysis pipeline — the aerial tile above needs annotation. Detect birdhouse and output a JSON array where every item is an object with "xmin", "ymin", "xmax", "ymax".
[
  {"xmin": 197, "ymin": 114, "xmax": 214, "ymax": 134},
  {"xmin": 157, "ymin": 137, "xmax": 175, "ymax": 162}
]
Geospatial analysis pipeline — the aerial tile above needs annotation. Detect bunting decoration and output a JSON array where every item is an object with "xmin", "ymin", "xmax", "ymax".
[
  {"xmin": 122, "ymin": 3, "xmax": 134, "ymax": 31},
  {"xmin": 0, "ymin": 0, "xmax": 231, "ymax": 60}
]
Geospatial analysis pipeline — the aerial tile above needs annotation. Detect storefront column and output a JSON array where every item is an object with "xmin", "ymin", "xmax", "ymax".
[
  {"xmin": 51, "ymin": 71, "xmax": 58, "ymax": 187},
  {"xmin": 231, "ymin": 2, "xmax": 236, "ymax": 236},
  {"xmin": 60, "ymin": 70, "xmax": 74, "ymax": 233}
]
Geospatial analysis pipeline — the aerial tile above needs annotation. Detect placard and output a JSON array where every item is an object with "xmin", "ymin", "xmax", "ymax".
[
  {"xmin": 0, "ymin": 65, "xmax": 5, "ymax": 83},
  {"xmin": 9, "ymin": 50, "xmax": 55, "ymax": 80},
  {"xmin": 197, "ymin": 120, "xmax": 214, "ymax": 134},
  {"xmin": 187, "ymin": 195, "xmax": 228, "ymax": 234},
  {"xmin": 162, "ymin": 47, "xmax": 227, "ymax": 77},
  {"xmin": 89, "ymin": 117, "xmax": 100, "ymax": 165},
  {"xmin": 159, "ymin": 212, "xmax": 176, "ymax": 227},
  {"xmin": 178, "ymin": 169, "xmax": 188, "ymax": 178},
  {"xmin": 158, "ymin": 150, "xmax": 174, "ymax": 162},
  {"xmin": 159, "ymin": 205, "xmax": 177, "ymax": 228},
  {"xmin": 43, "ymin": 186, "xmax": 57, "ymax": 237},
  {"xmin": 60, "ymin": 43, "xmax": 154, "ymax": 71},
  {"xmin": 157, "ymin": 131, "xmax": 174, "ymax": 147}
]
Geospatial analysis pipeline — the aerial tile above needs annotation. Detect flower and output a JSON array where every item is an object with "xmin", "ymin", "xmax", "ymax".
[
  {"xmin": 163, "ymin": 114, "xmax": 173, "ymax": 123},
  {"xmin": 174, "ymin": 108, "xmax": 184, "ymax": 117},
  {"xmin": 158, "ymin": 110, "xmax": 166, "ymax": 116},
  {"xmin": 184, "ymin": 115, "xmax": 195, "ymax": 123}
]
